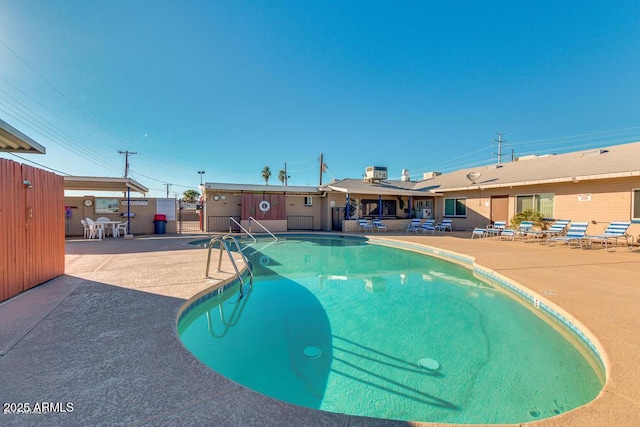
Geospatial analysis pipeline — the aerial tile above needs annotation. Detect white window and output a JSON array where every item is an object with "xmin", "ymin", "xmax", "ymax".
[
  {"xmin": 444, "ymin": 197, "xmax": 466, "ymax": 217},
  {"xmin": 632, "ymin": 189, "xmax": 640, "ymax": 220},
  {"xmin": 304, "ymin": 196, "xmax": 313, "ymax": 206},
  {"xmin": 516, "ymin": 193, "xmax": 554, "ymax": 218}
]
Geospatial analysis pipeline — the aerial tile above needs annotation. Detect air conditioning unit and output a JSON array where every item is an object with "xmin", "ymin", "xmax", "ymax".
[
  {"xmin": 364, "ymin": 166, "xmax": 387, "ymax": 182},
  {"xmin": 422, "ymin": 171, "xmax": 441, "ymax": 180}
]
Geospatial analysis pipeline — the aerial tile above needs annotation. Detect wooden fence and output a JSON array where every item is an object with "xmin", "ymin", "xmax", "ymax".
[{"xmin": 1, "ymin": 158, "xmax": 65, "ymax": 302}]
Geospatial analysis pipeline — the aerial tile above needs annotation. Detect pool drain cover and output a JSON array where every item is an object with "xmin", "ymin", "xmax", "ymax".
[
  {"xmin": 418, "ymin": 358, "xmax": 441, "ymax": 371},
  {"xmin": 303, "ymin": 346, "xmax": 322, "ymax": 359}
]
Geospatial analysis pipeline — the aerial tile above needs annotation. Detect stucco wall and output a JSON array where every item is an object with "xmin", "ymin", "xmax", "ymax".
[{"xmin": 64, "ymin": 197, "xmax": 177, "ymax": 236}]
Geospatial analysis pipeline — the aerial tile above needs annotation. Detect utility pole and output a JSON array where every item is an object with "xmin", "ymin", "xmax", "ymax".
[
  {"xmin": 318, "ymin": 153, "xmax": 323, "ymax": 186},
  {"xmin": 164, "ymin": 183, "xmax": 172, "ymax": 198},
  {"xmin": 492, "ymin": 133, "xmax": 507, "ymax": 164},
  {"xmin": 284, "ymin": 162, "xmax": 288, "ymax": 186},
  {"xmin": 118, "ymin": 150, "xmax": 137, "ymax": 177}
]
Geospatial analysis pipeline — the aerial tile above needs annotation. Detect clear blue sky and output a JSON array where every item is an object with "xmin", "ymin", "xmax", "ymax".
[{"xmin": 1, "ymin": 1, "xmax": 640, "ymax": 197}]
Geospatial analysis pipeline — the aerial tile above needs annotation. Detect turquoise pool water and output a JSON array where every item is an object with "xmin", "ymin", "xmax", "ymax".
[{"xmin": 178, "ymin": 236, "xmax": 603, "ymax": 424}]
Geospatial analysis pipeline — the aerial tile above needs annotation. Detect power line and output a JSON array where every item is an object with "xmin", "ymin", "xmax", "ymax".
[{"xmin": 7, "ymin": 152, "xmax": 71, "ymax": 175}]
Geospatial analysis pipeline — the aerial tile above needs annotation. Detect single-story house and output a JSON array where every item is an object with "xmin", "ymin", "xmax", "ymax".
[{"xmin": 201, "ymin": 141, "xmax": 640, "ymax": 237}]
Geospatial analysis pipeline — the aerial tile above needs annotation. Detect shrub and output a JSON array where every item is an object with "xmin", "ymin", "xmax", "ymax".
[{"xmin": 510, "ymin": 210, "xmax": 546, "ymax": 229}]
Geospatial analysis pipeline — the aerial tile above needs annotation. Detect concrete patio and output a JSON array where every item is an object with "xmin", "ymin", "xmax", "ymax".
[{"xmin": 1, "ymin": 232, "xmax": 639, "ymax": 426}]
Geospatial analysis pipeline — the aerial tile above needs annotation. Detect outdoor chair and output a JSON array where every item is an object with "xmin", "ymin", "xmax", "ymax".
[
  {"xmin": 406, "ymin": 218, "xmax": 422, "ymax": 233},
  {"xmin": 485, "ymin": 220, "xmax": 506, "ymax": 238},
  {"xmin": 530, "ymin": 219, "xmax": 571, "ymax": 244},
  {"xmin": 515, "ymin": 221, "xmax": 535, "ymax": 240},
  {"xmin": 547, "ymin": 222, "xmax": 589, "ymax": 248},
  {"xmin": 115, "ymin": 221, "xmax": 129, "ymax": 238},
  {"xmin": 80, "ymin": 219, "xmax": 91, "ymax": 239},
  {"xmin": 96, "ymin": 217, "xmax": 112, "ymax": 236},
  {"xmin": 419, "ymin": 219, "xmax": 437, "ymax": 235},
  {"xmin": 84, "ymin": 217, "xmax": 104, "ymax": 239},
  {"xmin": 435, "ymin": 219, "xmax": 452, "ymax": 232},
  {"xmin": 372, "ymin": 219, "xmax": 387, "ymax": 232},
  {"xmin": 471, "ymin": 227, "xmax": 487, "ymax": 239},
  {"xmin": 358, "ymin": 219, "xmax": 373, "ymax": 233},
  {"xmin": 498, "ymin": 228, "xmax": 517, "ymax": 241},
  {"xmin": 581, "ymin": 221, "xmax": 633, "ymax": 252}
]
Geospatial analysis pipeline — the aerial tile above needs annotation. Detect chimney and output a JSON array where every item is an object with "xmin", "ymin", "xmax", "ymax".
[{"xmin": 401, "ymin": 169, "xmax": 410, "ymax": 181}]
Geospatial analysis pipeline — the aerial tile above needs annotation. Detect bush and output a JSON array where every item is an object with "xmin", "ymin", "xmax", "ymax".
[{"xmin": 510, "ymin": 210, "xmax": 546, "ymax": 229}]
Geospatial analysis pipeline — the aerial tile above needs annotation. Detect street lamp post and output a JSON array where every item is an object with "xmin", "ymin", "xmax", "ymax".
[{"xmin": 197, "ymin": 171, "xmax": 205, "ymax": 185}]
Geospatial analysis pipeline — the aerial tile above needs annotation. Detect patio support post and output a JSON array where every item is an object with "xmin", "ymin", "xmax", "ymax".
[
  {"xmin": 127, "ymin": 187, "xmax": 131, "ymax": 234},
  {"xmin": 346, "ymin": 193, "xmax": 350, "ymax": 220},
  {"xmin": 409, "ymin": 196, "xmax": 412, "ymax": 218}
]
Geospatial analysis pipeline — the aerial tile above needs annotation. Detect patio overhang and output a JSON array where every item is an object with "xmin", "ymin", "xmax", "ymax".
[
  {"xmin": 64, "ymin": 176, "xmax": 148, "ymax": 195},
  {"xmin": 0, "ymin": 119, "xmax": 46, "ymax": 154}
]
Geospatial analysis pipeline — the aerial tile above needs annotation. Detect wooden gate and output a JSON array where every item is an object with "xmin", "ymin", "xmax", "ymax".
[{"xmin": 1, "ymin": 159, "xmax": 65, "ymax": 302}]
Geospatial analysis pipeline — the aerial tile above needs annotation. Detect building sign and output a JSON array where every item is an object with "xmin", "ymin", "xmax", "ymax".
[
  {"xmin": 577, "ymin": 194, "xmax": 592, "ymax": 202},
  {"xmin": 121, "ymin": 200, "xmax": 149, "ymax": 206}
]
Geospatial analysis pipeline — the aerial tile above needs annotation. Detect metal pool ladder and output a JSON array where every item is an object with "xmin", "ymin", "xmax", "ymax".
[{"xmin": 205, "ymin": 234, "xmax": 253, "ymax": 286}]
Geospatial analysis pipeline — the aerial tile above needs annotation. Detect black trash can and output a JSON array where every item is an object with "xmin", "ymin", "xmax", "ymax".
[{"xmin": 153, "ymin": 214, "xmax": 167, "ymax": 234}]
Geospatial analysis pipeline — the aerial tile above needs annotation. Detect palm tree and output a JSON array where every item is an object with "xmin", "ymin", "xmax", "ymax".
[
  {"xmin": 278, "ymin": 169, "xmax": 287, "ymax": 186},
  {"xmin": 182, "ymin": 189, "xmax": 200, "ymax": 203},
  {"xmin": 261, "ymin": 166, "xmax": 272, "ymax": 185}
]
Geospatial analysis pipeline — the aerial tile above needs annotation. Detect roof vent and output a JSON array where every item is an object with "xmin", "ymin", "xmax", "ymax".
[
  {"xmin": 486, "ymin": 164, "xmax": 503, "ymax": 170},
  {"xmin": 582, "ymin": 149, "xmax": 608, "ymax": 157}
]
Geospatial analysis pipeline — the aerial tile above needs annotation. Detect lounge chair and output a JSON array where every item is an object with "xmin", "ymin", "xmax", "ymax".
[
  {"xmin": 581, "ymin": 221, "xmax": 633, "ymax": 252},
  {"xmin": 435, "ymin": 219, "xmax": 452, "ymax": 232},
  {"xmin": 406, "ymin": 218, "xmax": 422, "ymax": 233},
  {"xmin": 485, "ymin": 220, "xmax": 506, "ymax": 238},
  {"xmin": 499, "ymin": 228, "xmax": 517, "ymax": 241},
  {"xmin": 547, "ymin": 222, "xmax": 589, "ymax": 248},
  {"xmin": 372, "ymin": 219, "xmax": 387, "ymax": 232},
  {"xmin": 530, "ymin": 219, "xmax": 571, "ymax": 244},
  {"xmin": 419, "ymin": 219, "xmax": 437, "ymax": 235},
  {"xmin": 358, "ymin": 219, "xmax": 373, "ymax": 233},
  {"xmin": 471, "ymin": 227, "xmax": 487, "ymax": 239},
  {"xmin": 515, "ymin": 220, "xmax": 535, "ymax": 240}
]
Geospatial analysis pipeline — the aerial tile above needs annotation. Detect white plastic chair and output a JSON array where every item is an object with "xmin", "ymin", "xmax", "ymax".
[
  {"xmin": 85, "ymin": 218, "xmax": 104, "ymax": 239},
  {"xmin": 80, "ymin": 220, "xmax": 91, "ymax": 239},
  {"xmin": 96, "ymin": 217, "xmax": 112, "ymax": 236},
  {"xmin": 115, "ymin": 221, "xmax": 128, "ymax": 238}
]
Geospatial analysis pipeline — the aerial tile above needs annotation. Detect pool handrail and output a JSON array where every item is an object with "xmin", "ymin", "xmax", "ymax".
[
  {"xmin": 205, "ymin": 234, "xmax": 253, "ymax": 286},
  {"xmin": 229, "ymin": 217, "xmax": 257, "ymax": 244},
  {"xmin": 248, "ymin": 216, "xmax": 278, "ymax": 242}
]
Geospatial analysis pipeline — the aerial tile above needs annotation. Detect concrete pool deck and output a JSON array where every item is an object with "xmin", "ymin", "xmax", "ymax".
[{"xmin": 1, "ymin": 232, "xmax": 639, "ymax": 426}]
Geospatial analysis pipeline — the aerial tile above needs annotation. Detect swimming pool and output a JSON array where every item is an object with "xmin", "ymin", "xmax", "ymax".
[{"xmin": 178, "ymin": 235, "xmax": 604, "ymax": 424}]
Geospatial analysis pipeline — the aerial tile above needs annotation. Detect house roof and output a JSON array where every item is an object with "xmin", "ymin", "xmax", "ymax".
[
  {"xmin": 204, "ymin": 182, "xmax": 323, "ymax": 194},
  {"xmin": 202, "ymin": 141, "xmax": 640, "ymax": 199},
  {"xmin": 323, "ymin": 179, "xmax": 433, "ymax": 197},
  {"xmin": 64, "ymin": 176, "xmax": 149, "ymax": 195},
  {"xmin": 416, "ymin": 141, "xmax": 640, "ymax": 192},
  {"xmin": 0, "ymin": 119, "xmax": 46, "ymax": 154}
]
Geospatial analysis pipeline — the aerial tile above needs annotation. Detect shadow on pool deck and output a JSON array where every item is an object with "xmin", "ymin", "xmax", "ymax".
[{"xmin": 1, "ymin": 232, "xmax": 639, "ymax": 426}]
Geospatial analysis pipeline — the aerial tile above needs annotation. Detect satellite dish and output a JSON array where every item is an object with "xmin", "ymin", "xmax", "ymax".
[{"xmin": 466, "ymin": 171, "xmax": 481, "ymax": 184}]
